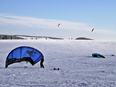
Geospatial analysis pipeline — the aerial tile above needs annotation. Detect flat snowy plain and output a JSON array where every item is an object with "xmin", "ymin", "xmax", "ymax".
[{"xmin": 0, "ymin": 40, "xmax": 116, "ymax": 87}]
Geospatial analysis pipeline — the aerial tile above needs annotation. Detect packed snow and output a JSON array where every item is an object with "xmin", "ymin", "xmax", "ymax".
[{"xmin": 0, "ymin": 40, "xmax": 116, "ymax": 87}]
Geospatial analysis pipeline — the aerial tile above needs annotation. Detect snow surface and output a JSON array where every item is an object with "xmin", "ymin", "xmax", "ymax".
[{"xmin": 0, "ymin": 40, "xmax": 116, "ymax": 87}]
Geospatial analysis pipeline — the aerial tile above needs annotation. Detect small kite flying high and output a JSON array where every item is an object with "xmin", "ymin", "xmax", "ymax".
[
  {"xmin": 91, "ymin": 28, "xmax": 94, "ymax": 32},
  {"xmin": 58, "ymin": 23, "xmax": 61, "ymax": 27}
]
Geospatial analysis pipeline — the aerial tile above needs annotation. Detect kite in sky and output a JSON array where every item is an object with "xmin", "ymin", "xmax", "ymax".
[
  {"xmin": 58, "ymin": 23, "xmax": 61, "ymax": 27},
  {"xmin": 91, "ymin": 28, "xmax": 94, "ymax": 32}
]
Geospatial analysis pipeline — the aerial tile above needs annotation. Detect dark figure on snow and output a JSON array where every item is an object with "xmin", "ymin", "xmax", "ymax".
[{"xmin": 40, "ymin": 57, "xmax": 44, "ymax": 68}]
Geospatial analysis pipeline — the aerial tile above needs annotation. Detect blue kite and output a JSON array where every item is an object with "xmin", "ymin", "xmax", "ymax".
[{"xmin": 5, "ymin": 46, "xmax": 44, "ymax": 68}]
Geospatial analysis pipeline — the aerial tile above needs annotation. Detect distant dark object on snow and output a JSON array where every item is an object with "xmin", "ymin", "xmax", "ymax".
[
  {"xmin": 53, "ymin": 67, "xmax": 60, "ymax": 70},
  {"xmin": 75, "ymin": 37, "xmax": 93, "ymax": 40},
  {"xmin": 92, "ymin": 53, "xmax": 105, "ymax": 58},
  {"xmin": 111, "ymin": 54, "xmax": 115, "ymax": 56}
]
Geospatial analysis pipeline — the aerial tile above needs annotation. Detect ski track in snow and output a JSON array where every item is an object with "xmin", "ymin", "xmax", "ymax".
[{"xmin": 0, "ymin": 40, "xmax": 116, "ymax": 87}]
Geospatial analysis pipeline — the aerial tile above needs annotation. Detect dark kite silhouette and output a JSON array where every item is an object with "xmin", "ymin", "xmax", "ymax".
[
  {"xmin": 91, "ymin": 28, "xmax": 94, "ymax": 32},
  {"xmin": 58, "ymin": 23, "xmax": 61, "ymax": 27}
]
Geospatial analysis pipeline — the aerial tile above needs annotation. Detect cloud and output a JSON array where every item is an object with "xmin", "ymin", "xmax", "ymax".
[{"xmin": 0, "ymin": 15, "xmax": 91, "ymax": 30}]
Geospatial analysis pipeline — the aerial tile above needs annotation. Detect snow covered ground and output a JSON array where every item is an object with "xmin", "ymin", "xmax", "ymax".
[{"xmin": 0, "ymin": 40, "xmax": 116, "ymax": 87}]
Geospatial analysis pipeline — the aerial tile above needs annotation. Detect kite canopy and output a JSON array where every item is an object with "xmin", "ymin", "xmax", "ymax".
[{"xmin": 5, "ymin": 46, "xmax": 44, "ymax": 68}]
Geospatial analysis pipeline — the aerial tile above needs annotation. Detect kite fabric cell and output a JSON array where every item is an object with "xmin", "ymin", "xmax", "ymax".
[{"xmin": 5, "ymin": 46, "xmax": 44, "ymax": 68}]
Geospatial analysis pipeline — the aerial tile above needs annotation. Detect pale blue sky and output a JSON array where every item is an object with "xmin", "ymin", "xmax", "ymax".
[{"xmin": 0, "ymin": 0, "xmax": 116, "ymax": 40}]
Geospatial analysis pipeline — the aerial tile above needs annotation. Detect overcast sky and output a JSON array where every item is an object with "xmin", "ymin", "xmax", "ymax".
[{"xmin": 0, "ymin": 0, "xmax": 116, "ymax": 40}]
